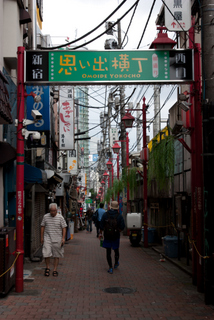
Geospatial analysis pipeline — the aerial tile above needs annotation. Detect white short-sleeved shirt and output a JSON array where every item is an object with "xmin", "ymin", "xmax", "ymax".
[{"xmin": 41, "ymin": 213, "xmax": 67, "ymax": 242}]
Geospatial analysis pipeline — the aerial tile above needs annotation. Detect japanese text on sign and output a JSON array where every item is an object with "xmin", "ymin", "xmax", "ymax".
[{"xmin": 25, "ymin": 49, "xmax": 194, "ymax": 84}]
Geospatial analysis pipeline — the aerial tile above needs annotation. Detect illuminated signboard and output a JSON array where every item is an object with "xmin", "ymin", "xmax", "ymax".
[{"xmin": 25, "ymin": 49, "xmax": 194, "ymax": 85}]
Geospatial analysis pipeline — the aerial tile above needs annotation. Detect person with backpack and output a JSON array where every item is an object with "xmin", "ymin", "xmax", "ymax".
[
  {"xmin": 95, "ymin": 203, "xmax": 106, "ymax": 237},
  {"xmin": 99, "ymin": 201, "xmax": 125, "ymax": 274},
  {"xmin": 86, "ymin": 207, "xmax": 93, "ymax": 233}
]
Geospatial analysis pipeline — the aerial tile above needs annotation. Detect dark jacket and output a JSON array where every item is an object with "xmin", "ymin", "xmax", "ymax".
[
  {"xmin": 86, "ymin": 208, "xmax": 93, "ymax": 221},
  {"xmin": 100, "ymin": 209, "xmax": 125, "ymax": 240}
]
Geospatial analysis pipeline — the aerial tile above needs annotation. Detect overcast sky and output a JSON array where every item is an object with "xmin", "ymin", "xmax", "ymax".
[{"xmin": 42, "ymin": 0, "xmax": 177, "ymax": 154}]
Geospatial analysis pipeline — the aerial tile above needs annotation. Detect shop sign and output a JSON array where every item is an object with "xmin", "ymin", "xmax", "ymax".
[{"xmin": 25, "ymin": 49, "xmax": 194, "ymax": 85}]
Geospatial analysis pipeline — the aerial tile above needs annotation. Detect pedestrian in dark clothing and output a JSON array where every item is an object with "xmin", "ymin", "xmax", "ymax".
[
  {"xmin": 99, "ymin": 201, "xmax": 125, "ymax": 274},
  {"xmin": 95, "ymin": 203, "xmax": 106, "ymax": 237},
  {"xmin": 86, "ymin": 207, "xmax": 93, "ymax": 232}
]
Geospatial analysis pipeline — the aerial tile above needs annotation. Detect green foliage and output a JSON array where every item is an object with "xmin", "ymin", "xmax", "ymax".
[
  {"xmin": 104, "ymin": 187, "xmax": 113, "ymax": 204},
  {"xmin": 126, "ymin": 167, "xmax": 138, "ymax": 198},
  {"xmin": 104, "ymin": 167, "xmax": 138, "ymax": 202},
  {"xmin": 148, "ymin": 135, "xmax": 174, "ymax": 191},
  {"xmin": 89, "ymin": 188, "xmax": 96, "ymax": 201}
]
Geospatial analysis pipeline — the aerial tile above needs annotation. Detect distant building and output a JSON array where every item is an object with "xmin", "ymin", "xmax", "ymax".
[{"xmin": 74, "ymin": 87, "xmax": 90, "ymax": 192}]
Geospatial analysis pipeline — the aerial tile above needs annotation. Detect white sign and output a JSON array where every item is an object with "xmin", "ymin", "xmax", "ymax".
[
  {"xmin": 68, "ymin": 157, "xmax": 77, "ymax": 175},
  {"xmin": 110, "ymin": 127, "xmax": 118, "ymax": 147},
  {"xmin": 164, "ymin": 0, "xmax": 191, "ymax": 32},
  {"xmin": 59, "ymin": 86, "xmax": 74, "ymax": 150}
]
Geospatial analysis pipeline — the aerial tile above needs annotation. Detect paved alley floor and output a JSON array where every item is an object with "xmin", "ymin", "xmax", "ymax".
[{"xmin": 1, "ymin": 227, "xmax": 214, "ymax": 320}]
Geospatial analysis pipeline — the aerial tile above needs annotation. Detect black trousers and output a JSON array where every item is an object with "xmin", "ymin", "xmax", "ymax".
[
  {"xmin": 106, "ymin": 247, "xmax": 119, "ymax": 268},
  {"xmin": 96, "ymin": 221, "xmax": 101, "ymax": 236}
]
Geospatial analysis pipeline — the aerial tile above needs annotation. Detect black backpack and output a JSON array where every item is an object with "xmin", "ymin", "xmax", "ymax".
[
  {"xmin": 104, "ymin": 212, "xmax": 119, "ymax": 240},
  {"xmin": 92, "ymin": 210, "xmax": 98, "ymax": 223}
]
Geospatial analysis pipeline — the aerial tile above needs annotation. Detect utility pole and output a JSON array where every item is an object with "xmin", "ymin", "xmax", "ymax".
[
  {"xmin": 16, "ymin": 46, "xmax": 25, "ymax": 292},
  {"xmin": 117, "ymin": 20, "xmax": 126, "ymax": 170},
  {"xmin": 153, "ymin": 85, "xmax": 161, "ymax": 137},
  {"xmin": 202, "ymin": 0, "xmax": 214, "ymax": 305},
  {"xmin": 143, "ymin": 97, "xmax": 148, "ymax": 248},
  {"xmin": 136, "ymin": 103, "xmax": 141, "ymax": 153}
]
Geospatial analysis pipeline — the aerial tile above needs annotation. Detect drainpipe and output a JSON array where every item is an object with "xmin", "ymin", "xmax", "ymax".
[{"xmin": 28, "ymin": 0, "xmax": 37, "ymax": 50}]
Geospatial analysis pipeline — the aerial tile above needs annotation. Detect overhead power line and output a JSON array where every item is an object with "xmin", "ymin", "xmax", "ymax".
[
  {"xmin": 71, "ymin": 0, "xmax": 140, "ymax": 50},
  {"xmin": 137, "ymin": 0, "xmax": 156, "ymax": 49},
  {"xmin": 41, "ymin": 0, "xmax": 127, "ymax": 50},
  {"xmin": 121, "ymin": 0, "xmax": 139, "ymax": 48}
]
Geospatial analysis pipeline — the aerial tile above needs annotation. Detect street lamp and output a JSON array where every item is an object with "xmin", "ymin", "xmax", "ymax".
[
  {"xmin": 103, "ymin": 171, "xmax": 110, "ymax": 190},
  {"xmin": 112, "ymin": 133, "xmax": 130, "ymax": 212},
  {"xmin": 106, "ymin": 160, "xmax": 114, "ymax": 192},
  {"xmin": 112, "ymin": 142, "xmax": 121, "ymax": 155},
  {"xmin": 106, "ymin": 160, "xmax": 113, "ymax": 170},
  {"xmin": 103, "ymin": 171, "xmax": 109, "ymax": 179},
  {"xmin": 122, "ymin": 97, "xmax": 149, "ymax": 248},
  {"xmin": 112, "ymin": 142, "xmax": 121, "ymax": 203},
  {"xmin": 122, "ymin": 111, "xmax": 135, "ymax": 128}
]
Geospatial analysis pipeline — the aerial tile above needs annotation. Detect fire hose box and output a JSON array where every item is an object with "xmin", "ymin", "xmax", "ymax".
[{"xmin": 0, "ymin": 227, "xmax": 16, "ymax": 296}]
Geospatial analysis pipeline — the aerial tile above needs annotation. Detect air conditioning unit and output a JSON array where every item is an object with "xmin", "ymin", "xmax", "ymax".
[{"xmin": 104, "ymin": 39, "xmax": 118, "ymax": 49}]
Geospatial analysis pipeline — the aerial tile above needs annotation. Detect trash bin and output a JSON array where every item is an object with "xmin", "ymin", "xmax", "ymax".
[
  {"xmin": 142, "ymin": 227, "xmax": 156, "ymax": 243},
  {"xmin": 164, "ymin": 235, "xmax": 179, "ymax": 258}
]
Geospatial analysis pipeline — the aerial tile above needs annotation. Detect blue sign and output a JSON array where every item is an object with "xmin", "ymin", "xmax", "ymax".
[
  {"xmin": 93, "ymin": 154, "xmax": 98, "ymax": 162},
  {"xmin": 26, "ymin": 86, "xmax": 50, "ymax": 131}
]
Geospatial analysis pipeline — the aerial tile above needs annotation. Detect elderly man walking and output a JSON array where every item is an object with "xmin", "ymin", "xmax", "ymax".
[{"xmin": 41, "ymin": 203, "xmax": 67, "ymax": 277}]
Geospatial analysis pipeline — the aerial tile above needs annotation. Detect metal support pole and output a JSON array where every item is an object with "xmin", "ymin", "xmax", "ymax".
[
  {"xmin": 143, "ymin": 97, "xmax": 148, "ymax": 248},
  {"xmin": 112, "ymin": 165, "xmax": 114, "ymax": 192},
  {"xmin": 189, "ymin": 20, "xmax": 203, "ymax": 292},
  {"xmin": 202, "ymin": 0, "xmax": 214, "ymax": 304},
  {"xmin": 189, "ymin": 19, "xmax": 197, "ymax": 288},
  {"xmin": 16, "ymin": 46, "xmax": 25, "ymax": 292},
  {"xmin": 126, "ymin": 132, "xmax": 130, "ymax": 213},
  {"xmin": 117, "ymin": 154, "xmax": 119, "ymax": 203},
  {"xmin": 194, "ymin": 44, "xmax": 203, "ymax": 293}
]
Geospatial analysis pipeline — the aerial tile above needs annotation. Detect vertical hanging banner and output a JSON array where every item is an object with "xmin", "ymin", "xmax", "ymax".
[
  {"xmin": 68, "ymin": 149, "xmax": 78, "ymax": 175},
  {"xmin": 26, "ymin": 85, "xmax": 50, "ymax": 130},
  {"xmin": 59, "ymin": 86, "xmax": 74, "ymax": 150},
  {"xmin": 164, "ymin": 0, "xmax": 191, "ymax": 32},
  {"xmin": 110, "ymin": 127, "xmax": 118, "ymax": 147},
  {"xmin": 68, "ymin": 157, "xmax": 77, "ymax": 175}
]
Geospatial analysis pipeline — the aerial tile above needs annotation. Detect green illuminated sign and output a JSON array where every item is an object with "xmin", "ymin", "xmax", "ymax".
[{"xmin": 25, "ymin": 49, "xmax": 194, "ymax": 84}]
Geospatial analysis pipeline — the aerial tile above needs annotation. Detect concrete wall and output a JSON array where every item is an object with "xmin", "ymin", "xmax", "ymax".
[{"xmin": 3, "ymin": 0, "xmax": 23, "ymax": 69}]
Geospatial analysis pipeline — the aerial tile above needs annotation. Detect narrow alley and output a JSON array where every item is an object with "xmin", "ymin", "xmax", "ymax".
[{"xmin": 1, "ymin": 228, "xmax": 214, "ymax": 320}]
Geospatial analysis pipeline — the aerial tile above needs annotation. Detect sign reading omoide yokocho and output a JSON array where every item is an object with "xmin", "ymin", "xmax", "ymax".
[{"xmin": 25, "ymin": 49, "xmax": 194, "ymax": 85}]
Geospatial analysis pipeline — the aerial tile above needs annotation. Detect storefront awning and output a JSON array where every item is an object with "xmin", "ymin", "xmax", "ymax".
[
  {"xmin": 24, "ymin": 163, "xmax": 47, "ymax": 184},
  {"xmin": 0, "ymin": 141, "xmax": 16, "ymax": 165},
  {"xmin": 45, "ymin": 169, "xmax": 63, "ymax": 184}
]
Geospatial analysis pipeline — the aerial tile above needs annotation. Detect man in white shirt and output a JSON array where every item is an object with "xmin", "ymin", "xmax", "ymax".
[{"xmin": 41, "ymin": 203, "xmax": 67, "ymax": 277}]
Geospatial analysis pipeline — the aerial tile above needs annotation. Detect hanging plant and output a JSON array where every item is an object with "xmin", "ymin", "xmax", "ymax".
[
  {"xmin": 112, "ymin": 179, "xmax": 124, "ymax": 197},
  {"xmin": 127, "ymin": 167, "xmax": 138, "ymax": 198},
  {"xmin": 104, "ymin": 167, "xmax": 138, "ymax": 204},
  {"xmin": 104, "ymin": 187, "xmax": 113, "ymax": 204},
  {"xmin": 148, "ymin": 135, "xmax": 174, "ymax": 191}
]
